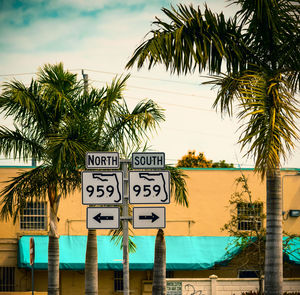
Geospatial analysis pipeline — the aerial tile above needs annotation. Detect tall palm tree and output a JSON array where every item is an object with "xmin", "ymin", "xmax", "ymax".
[
  {"xmin": 126, "ymin": 1, "xmax": 299, "ymax": 294},
  {"xmin": 0, "ymin": 63, "xmax": 85, "ymax": 295},
  {"xmin": 152, "ymin": 229, "xmax": 166, "ymax": 295}
]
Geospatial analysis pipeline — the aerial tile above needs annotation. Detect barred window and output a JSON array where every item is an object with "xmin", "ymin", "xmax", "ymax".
[
  {"xmin": 20, "ymin": 202, "xmax": 47, "ymax": 230},
  {"xmin": 0, "ymin": 267, "xmax": 15, "ymax": 291},
  {"xmin": 237, "ymin": 202, "xmax": 262, "ymax": 231},
  {"xmin": 114, "ymin": 271, "xmax": 123, "ymax": 292}
]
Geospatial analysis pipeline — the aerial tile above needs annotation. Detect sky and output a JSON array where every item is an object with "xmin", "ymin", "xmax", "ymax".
[{"xmin": 0, "ymin": 0, "xmax": 299, "ymax": 168}]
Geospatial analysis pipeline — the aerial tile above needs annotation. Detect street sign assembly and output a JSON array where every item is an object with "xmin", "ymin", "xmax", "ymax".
[
  {"xmin": 82, "ymin": 171, "xmax": 123, "ymax": 205},
  {"xmin": 87, "ymin": 207, "xmax": 120, "ymax": 229},
  {"xmin": 133, "ymin": 207, "xmax": 166, "ymax": 229},
  {"xmin": 132, "ymin": 152, "xmax": 165, "ymax": 169},
  {"xmin": 86, "ymin": 152, "xmax": 119, "ymax": 169},
  {"xmin": 129, "ymin": 171, "xmax": 170, "ymax": 204}
]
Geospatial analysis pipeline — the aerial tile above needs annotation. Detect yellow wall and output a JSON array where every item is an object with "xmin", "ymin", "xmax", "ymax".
[
  {"xmin": 1, "ymin": 168, "xmax": 300, "ymax": 238},
  {"xmin": 0, "ymin": 167, "xmax": 300, "ymax": 293}
]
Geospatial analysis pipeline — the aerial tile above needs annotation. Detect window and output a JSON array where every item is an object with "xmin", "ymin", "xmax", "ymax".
[
  {"xmin": 114, "ymin": 271, "xmax": 123, "ymax": 292},
  {"xmin": 20, "ymin": 202, "xmax": 47, "ymax": 230},
  {"xmin": 238, "ymin": 270, "xmax": 259, "ymax": 278},
  {"xmin": 0, "ymin": 267, "xmax": 15, "ymax": 291},
  {"xmin": 166, "ymin": 270, "xmax": 174, "ymax": 278},
  {"xmin": 237, "ymin": 202, "xmax": 262, "ymax": 231}
]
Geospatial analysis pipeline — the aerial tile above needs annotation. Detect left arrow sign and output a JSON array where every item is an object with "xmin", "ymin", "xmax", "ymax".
[
  {"xmin": 93, "ymin": 213, "xmax": 114, "ymax": 223},
  {"xmin": 87, "ymin": 207, "xmax": 120, "ymax": 229}
]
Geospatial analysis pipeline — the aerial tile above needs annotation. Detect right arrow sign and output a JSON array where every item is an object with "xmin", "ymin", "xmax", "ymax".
[{"xmin": 133, "ymin": 207, "xmax": 165, "ymax": 229}]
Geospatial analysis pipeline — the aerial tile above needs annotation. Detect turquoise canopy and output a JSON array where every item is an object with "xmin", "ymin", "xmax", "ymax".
[{"xmin": 18, "ymin": 235, "xmax": 300, "ymax": 270}]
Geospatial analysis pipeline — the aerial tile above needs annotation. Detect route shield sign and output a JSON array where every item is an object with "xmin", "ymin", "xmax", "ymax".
[
  {"xmin": 87, "ymin": 207, "xmax": 120, "ymax": 229},
  {"xmin": 82, "ymin": 171, "xmax": 123, "ymax": 205},
  {"xmin": 133, "ymin": 207, "xmax": 166, "ymax": 229},
  {"xmin": 85, "ymin": 152, "xmax": 119, "ymax": 169},
  {"xmin": 132, "ymin": 152, "xmax": 165, "ymax": 169},
  {"xmin": 129, "ymin": 171, "xmax": 170, "ymax": 204}
]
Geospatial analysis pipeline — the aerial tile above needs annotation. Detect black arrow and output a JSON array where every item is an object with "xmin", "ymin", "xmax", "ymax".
[
  {"xmin": 93, "ymin": 213, "xmax": 114, "ymax": 223},
  {"xmin": 139, "ymin": 213, "xmax": 159, "ymax": 223}
]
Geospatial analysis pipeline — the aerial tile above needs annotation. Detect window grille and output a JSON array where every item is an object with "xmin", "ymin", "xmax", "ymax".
[
  {"xmin": 20, "ymin": 202, "xmax": 47, "ymax": 230},
  {"xmin": 237, "ymin": 202, "xmax": 262, "ymax": 231},
  {"xmin": 0, "ymin": 267, "xmax": 15, "ymax": 291},
  {"xmin": 114, "ymin": 271, "xmax": 123, "ymax": 292}
]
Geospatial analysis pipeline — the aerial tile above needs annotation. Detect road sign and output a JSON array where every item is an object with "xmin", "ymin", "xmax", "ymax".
[
  {"xmin": 30, "ymin": 237, "xmax": 35, "ymax": 266},
  {"xmin": 133, "ymin": 207, "xmax": 166, "ymax": 229},
  {"xmin": 132, "ymin": 152, "xmax": 165, "ymax": 169},
  {"xmin": 86, "ymin": 152, "xmax": 119, "ymax": 169},
  {"xmin": 87, "ymin": 207, "xmax": 120, "ymax": 229},
  {"xmin": 129, "ymin": 171, "xmax": 170, "ymax": 204},
  {"xmin": 82, "ymin": 171, "xmax": 123, "ymax": 205}
]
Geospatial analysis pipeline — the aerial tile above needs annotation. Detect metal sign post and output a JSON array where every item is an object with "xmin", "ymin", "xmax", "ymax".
[{"xmin": 121, "ymin": 159, "xmax": 131, "ymax": 295}]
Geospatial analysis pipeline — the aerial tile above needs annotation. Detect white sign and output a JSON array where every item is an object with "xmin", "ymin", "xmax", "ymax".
[
  {"xmin": 132, "ymin": 152, "xmax": 165, "ymax": 169},
  {"xmin": 82, "ymin": 171, "xmax": 123, "ymax": 204},
  {"xmin": 86, "ymin": 152, "xmax": 119, "ymax": 169},
  {"xmin": 129, "ymin": 171, "xmax": 170, "ymax": 204},
  {"xmin": 133, "ymin": 207, "xmax": 166, "ymax": 229},
  {"xmin": 87, "ymin": 207, "xmax": 120, "ymax": 229}
]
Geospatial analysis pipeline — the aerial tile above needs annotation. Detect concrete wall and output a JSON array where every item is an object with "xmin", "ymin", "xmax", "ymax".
[{"xmin": 165, "ymin": 277, "xmax": 300, "ymax": 295}]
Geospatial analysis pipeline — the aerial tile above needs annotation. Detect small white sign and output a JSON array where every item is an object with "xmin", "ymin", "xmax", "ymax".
[
  {"xmin": 132, "ymin": 152, "xmax": 165, "ymax": 169},
  {"xmin": 82, "ymin": 171, "xmax": 123, "ymax": 205},
  {"xmin": 87, "ymin": 207, "xmax": 120, "ymax": 229},
  {"xmin": 129, "ymin": 171, "xmax": 170, "ymax": 204},
  {"xmin": 86, "ymin": 152, "xmax": 119, "ymax": 169},
  {"xmin": 133, "ymin": 207, "xmax": 166, "ymax": 229}
]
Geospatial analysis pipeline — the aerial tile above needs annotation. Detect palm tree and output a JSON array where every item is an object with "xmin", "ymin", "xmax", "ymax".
[
  {"xmin": 152, "ymin": 229, "xmax": 166, "ymax": 295},
  {"xmin": 0, "ymin": 63, "xmax": 86, "ymax": 295},
  {"xmin": 126, "ymin": 1, "xmax": 299, "ymax": 294}
]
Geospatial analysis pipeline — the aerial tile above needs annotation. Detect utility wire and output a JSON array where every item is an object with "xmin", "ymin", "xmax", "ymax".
[
  {"xmin": 71, "ymin": 68, "xmax": 202, "ymax": 86},
  {"xmin": 125, "ymin": 96, "xmax": 214, "ymax": 113},
  {"xmin": 90, "ymin": 79, "xmax": 214, "ymax": 100}
]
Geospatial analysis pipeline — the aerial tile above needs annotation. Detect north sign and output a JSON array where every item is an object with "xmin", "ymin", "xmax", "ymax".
[
  {"xmin": 87, "ymin": 207, "xmax": 120, "ymax": 229},
  {"xmin": 82, "ymin": 171, "xmax": 123, "ymax": 205},
  {"xmin": 86, "ymin": 152, "xmax": 119, "ymax": 169},
  {"xmin": 129, "ymin": 171, "xmax": 170, "ymax": 204},
  {"xmin": 132, "ymin": 152, "xmax": 165, "ymax": 169},
  {"xmin": 133, "ymin": 207, "xmax": 166, "ymax": 229}
]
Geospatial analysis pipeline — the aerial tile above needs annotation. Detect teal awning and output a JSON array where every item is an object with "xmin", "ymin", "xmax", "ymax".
[{"xmin": 18, "ymin": 235, "xmax": 300, "ymax": 270}]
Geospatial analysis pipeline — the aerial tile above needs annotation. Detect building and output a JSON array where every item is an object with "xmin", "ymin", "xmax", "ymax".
[{"xmin": 0, "ymin": 166, "xmax": 300, "ymax": 294}]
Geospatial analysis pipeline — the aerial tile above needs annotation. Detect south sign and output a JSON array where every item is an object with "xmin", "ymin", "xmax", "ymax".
[
  {"xmin": 129, "ymin": 171, "xmax": 170, "ymax": 204},
  {"xmin": 132, "ymin": 152, "xmax": 165, "ymax": 169}
]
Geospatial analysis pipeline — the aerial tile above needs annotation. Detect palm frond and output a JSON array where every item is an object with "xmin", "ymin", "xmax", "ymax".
[
  {"xmin": 0, "ymin": 125, "xmax": 44, "ymax": 162},
  {"xmin": 126, "ymin": 4, "xmax": 245, "ymax": 75},
  {"xmin": 166, "ymin": 165, "xmax": 189, "ymax": 207},
  {"xmin": 237, "ymin": 73, "xmax": 300, "ymax": 176}
]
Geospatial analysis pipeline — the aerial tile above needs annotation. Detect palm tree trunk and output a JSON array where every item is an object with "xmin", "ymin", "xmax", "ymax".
[
  {"xmin": 48, "ymin": 206, "xmax": 59, "ymax": 295},
  {"xmin": 85, "ymin": 229, "xmax": 98, "ymax": 295},
  {"xmin": 152, "ymin": 229, "xmax": 166, "ymax": 295},
  {"xmin": 264, "ymin": 168, "xmax": 283, "ymax": 295}
]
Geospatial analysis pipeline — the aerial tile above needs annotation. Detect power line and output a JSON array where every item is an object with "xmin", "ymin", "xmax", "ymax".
[
  {"xmin": 71, "ymin": 68, "xmax": 202, "ymax": 86},
  {"xmin": 90, "ymin": 79, "xmax": 214, "ymax": 100},
  {"xmin": 0, "ymin": 72, "xmax": 36, "ymax": 77},
  {"xmin": 125, "ymin": 96, "xmax": 214, "ymax": 112}
]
